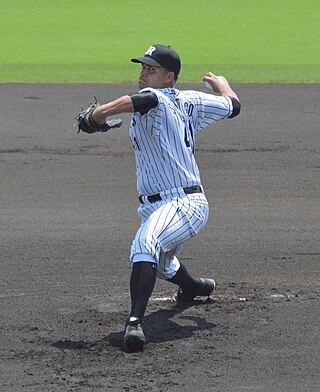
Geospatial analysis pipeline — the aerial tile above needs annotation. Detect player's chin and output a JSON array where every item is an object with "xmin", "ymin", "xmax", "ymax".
[{"xmin": 139, "ymin": 78, "xmax": 148, "ymax": 89}]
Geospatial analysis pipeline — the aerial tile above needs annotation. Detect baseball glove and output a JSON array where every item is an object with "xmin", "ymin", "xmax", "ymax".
[{"xmin": 76, "ymin": 96, "xmax": 123, "ymax": 134}]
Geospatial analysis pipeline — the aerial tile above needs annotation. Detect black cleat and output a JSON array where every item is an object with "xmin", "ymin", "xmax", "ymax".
[
  {"xmin": 124, "ymin": 317, "xmax": 146, "ymax": 352},
  {"xmin": 172, "ymin": 278, "xmax": 216, "ymax": 304}
]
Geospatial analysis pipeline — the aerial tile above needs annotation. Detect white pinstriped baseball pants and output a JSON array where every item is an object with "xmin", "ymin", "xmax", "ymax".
[{"xmin": 130, "ymin": 190, "xmax": 209, "ymax": 279}]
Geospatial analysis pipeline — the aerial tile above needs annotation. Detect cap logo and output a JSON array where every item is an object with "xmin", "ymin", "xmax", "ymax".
[{"xmin": 145, "ymin": 46, "xmax": 156, "ymax": 57}]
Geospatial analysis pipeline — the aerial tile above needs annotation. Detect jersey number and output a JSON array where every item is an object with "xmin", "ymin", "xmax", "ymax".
[{"xmin": 184, "ymin": 121, "xmax": 194, "ymax": 153}]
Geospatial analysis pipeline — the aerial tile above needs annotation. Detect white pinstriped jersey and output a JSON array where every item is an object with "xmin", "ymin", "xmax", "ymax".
[{"xmin": 129, "ymin": 87, "xmax": 233, "ymax": 196}]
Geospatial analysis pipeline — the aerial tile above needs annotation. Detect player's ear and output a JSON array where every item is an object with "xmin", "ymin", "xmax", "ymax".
[{"xmin": 165, "ymin": 71, "xmax": 175, "ymax": 86}]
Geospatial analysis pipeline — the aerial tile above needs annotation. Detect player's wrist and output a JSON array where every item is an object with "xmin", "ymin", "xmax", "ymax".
[{"xmin": 92, "ymin": 108, "xmax": 106, "ymax": 125}]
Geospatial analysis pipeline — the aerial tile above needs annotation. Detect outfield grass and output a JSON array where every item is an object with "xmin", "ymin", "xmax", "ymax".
[{"xmin": 1, "ymin": 0, "xmax": 319, "ymax": 83}]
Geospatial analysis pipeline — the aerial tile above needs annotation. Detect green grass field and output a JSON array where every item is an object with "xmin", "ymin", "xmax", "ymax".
[{"xmin": 1, "ymin": 0, "xmax": 319, "ymax": 83}]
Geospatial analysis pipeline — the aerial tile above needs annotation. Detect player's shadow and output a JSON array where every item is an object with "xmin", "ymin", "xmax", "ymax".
[
  {"xmin": 106, "ymin": 301, "xmax": 217, "ymax": 350},
  {"xmin": 52, "ymin": 301, "xmax": 217, "ymax": 353}
]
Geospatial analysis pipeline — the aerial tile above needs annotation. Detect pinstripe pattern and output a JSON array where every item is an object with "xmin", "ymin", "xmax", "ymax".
[
  {"xmin": 130, "ymin": 88, "xmax": 232, "ymax": 196},
  {"xmin": 130, "ymin": 193, "xmax": 209, "ymax": 279},
  {"xmin": 129, "ymin": 87, "xmax": 232, "ymax": 278}
]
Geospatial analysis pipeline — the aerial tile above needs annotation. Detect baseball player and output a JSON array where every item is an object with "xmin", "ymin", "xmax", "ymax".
[{"xmin": 77, "ymin": 44, "xmax": 241, "ymax": 352}]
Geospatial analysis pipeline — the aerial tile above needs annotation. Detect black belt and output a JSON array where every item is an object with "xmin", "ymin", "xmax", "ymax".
[{"xmin": 139, "ymin": 185, "xmax": 202, "ymax": 204}]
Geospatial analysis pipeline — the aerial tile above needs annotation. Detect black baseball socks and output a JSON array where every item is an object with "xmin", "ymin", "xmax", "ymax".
[
  {"xmin": 129, "ymin": 261, "xmax": 157, "ymax": 321},
  {"xmin": 167, "ymin": 262, "xmax": 202, "ymax": 294}
]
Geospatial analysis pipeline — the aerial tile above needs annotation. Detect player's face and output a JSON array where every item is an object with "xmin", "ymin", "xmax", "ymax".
[{"xmin": 139, "ymin": 63, "xmax": 173, "ymax": 89}]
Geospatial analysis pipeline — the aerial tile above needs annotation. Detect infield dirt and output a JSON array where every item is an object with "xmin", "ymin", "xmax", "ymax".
[{"xmin": 1, "ymin": 83, "xmax": 319, "ymax": 391}]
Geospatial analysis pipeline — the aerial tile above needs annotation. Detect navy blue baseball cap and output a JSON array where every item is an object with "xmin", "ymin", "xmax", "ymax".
[{"xmin": 131, "ymin": 44, "xmax": 181, "ymax": 79}]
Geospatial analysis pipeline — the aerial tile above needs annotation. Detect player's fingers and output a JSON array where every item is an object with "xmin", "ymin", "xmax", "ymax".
[
  {"xmin": 203, "ymin": 72, "xmax": 215, "ymax": 81},
  {"xmin": 205, "ymin": 74, "xmax": 227, "ymax": 84}
]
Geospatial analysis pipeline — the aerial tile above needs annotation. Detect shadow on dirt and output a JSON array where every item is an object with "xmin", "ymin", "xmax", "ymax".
[{"xmin": 52, "ymin": 300, "xmax": 217, "ymax": 352}]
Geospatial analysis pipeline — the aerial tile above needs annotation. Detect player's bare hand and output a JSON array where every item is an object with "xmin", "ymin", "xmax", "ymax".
[
  {"xmin": 203, "ymin": 72, "xmax": 229, "ymax": 93},
  {"xmin": 203, "ymin": 72, "xmax": 239, "ymax": 101}
]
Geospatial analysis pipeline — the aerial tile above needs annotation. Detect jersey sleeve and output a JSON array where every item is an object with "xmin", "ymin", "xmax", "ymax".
[{"xmin": 185, "ymin": 91, "xmax": 234, "ymax": 131}]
